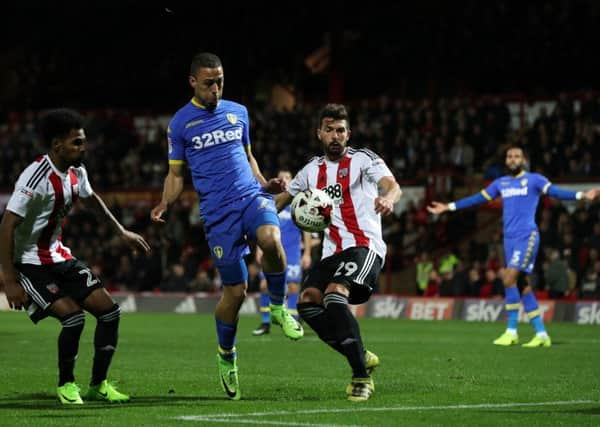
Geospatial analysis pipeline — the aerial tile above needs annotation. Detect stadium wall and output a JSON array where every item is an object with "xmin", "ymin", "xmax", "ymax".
[{"xmin": 2, "ymin": 293, "xmax": 599, "ymax": 325}]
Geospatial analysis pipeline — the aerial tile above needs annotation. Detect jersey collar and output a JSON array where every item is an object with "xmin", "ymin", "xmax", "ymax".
[
  {"xmin": 191, "ymin": 97, "xmax": 220, "ymax": 109},
  {"xmin": 45, "ymin": 154, "xmax": 68, "ymax": 178}
]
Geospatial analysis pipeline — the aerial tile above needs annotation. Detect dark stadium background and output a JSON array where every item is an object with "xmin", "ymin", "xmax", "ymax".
[
  {"xmin": 2, "ymin": 1, "xmax": 600, "ymax": 299},
  {"xmin": 3, "ymin": 1, "xmax": 599, "ymax": 109}
]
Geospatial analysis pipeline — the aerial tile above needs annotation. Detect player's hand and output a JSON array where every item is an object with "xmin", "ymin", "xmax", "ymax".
[
  {"xmin": 150, "ymin": 202, "xmax": 168, "ymax": 223},
  {"xmin": 374, "ymin": 197, "xmax": 394, "ymax": 216},
  {"xmin": 427, "ymin": 201, "xmax": 448, "ymax": 214},
  {"xmin": 263, "ymin": 178, "xmax": 286, "ymax": 194},
  {"xmin": 4, "ymin": 278, "xmax": 28, "ymax": 310},
  {"xmin": 121, "ymin": 230, "xmax": 151, "ymax": 254},
  {"xmin": 583, "ymin": 188, "xmax": 600, "ymax": 200}
]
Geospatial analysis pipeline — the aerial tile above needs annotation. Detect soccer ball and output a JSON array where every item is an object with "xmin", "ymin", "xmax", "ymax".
[{"xmin": 290, "ymin": 188, "xmax": 333, "ymax": 232}]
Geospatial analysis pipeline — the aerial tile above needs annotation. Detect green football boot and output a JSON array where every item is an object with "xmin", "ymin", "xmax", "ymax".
[
  {"xmin": 85, "ymin": 380, "xmax": 130, "ymax": 403},
  {"xmin": 57, "ymin": 382, "xmax": 83, "ymax": 405},
  {"xmin": 270, "ymin": 304, "xmax": 304, "ymax": 340},
  {"xmin": 522, "ymin": 335, "xmax": 552, "ymax": 348},
  {"xmin": 217, "ymin": 353, "xmax": 241, "ymax": 400},
  {"xmin": 493, "ymin": 331, "xmax": 519, "ymax": 346}
]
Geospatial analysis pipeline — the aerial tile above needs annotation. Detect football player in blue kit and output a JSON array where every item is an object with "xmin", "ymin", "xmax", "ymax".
[
  {"xmin": 428, "ymin": 144, "xmax": 600, "ymax": 347},
  {"xmin": 253, "ymin": 169, "xmax": 314, "ymax": 336},
  {"xmin": 150, "ymin": 52, "xmax": 303, "ymax": 400}
]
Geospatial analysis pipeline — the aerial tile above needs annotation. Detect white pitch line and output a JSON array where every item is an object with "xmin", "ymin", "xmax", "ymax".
[
  {"xmin": 175, "ymin": 399, "xmax": 596, "ymax": 424},
  {"xmin": 177, "ymin": 418, "xmax": 357, "ymax": 427}
]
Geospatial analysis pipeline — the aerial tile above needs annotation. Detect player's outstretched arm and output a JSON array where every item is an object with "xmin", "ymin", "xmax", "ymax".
[
  {"xmin": 151, "ymin": 164, "xmax": 185, "ymax": 223},
  {"xmin": 375, "ymin": 176, "xmax": 402, "ymax": 216},
  {"xmin": 82, "ymin": 193, "xmax": 151, "ymax": 254},
  {"xmin": 0, "ymin": 211, "xmax": 29, "ymax": 309},
  {"xmin": 428, "ymin": 190, "xmax": 492, "ymax": 214}
]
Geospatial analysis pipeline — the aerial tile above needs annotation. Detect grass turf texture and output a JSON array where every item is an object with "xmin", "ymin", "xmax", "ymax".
[{"xmin": 0, "ymin": 312, "xmax": 598, "ymax": 426}]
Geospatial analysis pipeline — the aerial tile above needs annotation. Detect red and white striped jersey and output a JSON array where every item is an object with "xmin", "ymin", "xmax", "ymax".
[
  {"xmin": 288, "ymin": 148, "xmax": 395, "ymax": 260},
  {"xmin": 6, "ymin": 155, "xmax": 93, "ymax": 265}
]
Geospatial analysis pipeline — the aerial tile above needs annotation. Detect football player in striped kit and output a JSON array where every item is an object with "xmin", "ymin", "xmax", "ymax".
[
  {"xmin": 0, "ymin": 109, "xmax": 150, "ymax": 404},
  {"xmin": 276, "ymin": 104, "xmax": 402, "ymax": 401}
]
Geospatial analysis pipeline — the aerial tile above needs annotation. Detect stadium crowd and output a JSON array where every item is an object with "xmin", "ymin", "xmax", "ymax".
[{"xmin": 2, "ymin": 93, "xmax": 600, "ymax": 299}]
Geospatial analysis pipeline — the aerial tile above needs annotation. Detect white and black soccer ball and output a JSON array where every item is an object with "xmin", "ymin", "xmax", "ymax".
[{"xmin": 290, "ymin": 188, "xmax": 333, "ymax": 232}]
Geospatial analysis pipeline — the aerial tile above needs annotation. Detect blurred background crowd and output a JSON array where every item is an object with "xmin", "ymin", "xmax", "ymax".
[{"xmin": 1, "ymin": 1, "xmax": 600, "ymax": 299}]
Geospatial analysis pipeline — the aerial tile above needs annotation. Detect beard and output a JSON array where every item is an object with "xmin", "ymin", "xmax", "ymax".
[
  {"xmin": 507, "ymin": 165, "xmax": 523, "ymax": 176},
  {"xmin": 326, "ymin": 142, "xmax": 345, "ymax": 158},
  {"xmin": 71, "ymin": 154, "xmax": 85, "ymax": 167}
]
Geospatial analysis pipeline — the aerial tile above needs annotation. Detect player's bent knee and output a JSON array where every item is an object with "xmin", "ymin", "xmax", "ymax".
[
  {"xmin": 256, "ymin": 225, "xmax": 281, "ymax": 252},
  {"xmin": 325, "ymin": 282, "xmax": 349, "ymax": 296},
  {"xmin": 50, "ymin": 297, "xmax": 83, "ymax": 319},
  {"xmin": 223, "ymin": 283, "xmax": 247, "ymax": 299},
  {"xmin": 300, "ymin": 287, "xmax": 323, "ymax": 304},
  {"xmin": 59, "ymin": 310, "xmax": 86, "ymax": 329},
  {"xmin": 96, "ymin": 304, "xmax": 121, "ymax": 323}
]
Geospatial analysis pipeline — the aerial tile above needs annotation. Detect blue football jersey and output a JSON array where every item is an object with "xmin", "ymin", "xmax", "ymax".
[
  {"xmin": 278, "ymin": 205, "xmax": 302, "ymax": 264},
  {"xmin": 167, "ymin": 98, "xmax": 262, "ymax": 224},
  {"xmin": 482, "ymin": 172, "xmax": 550, "ymax": 237}
]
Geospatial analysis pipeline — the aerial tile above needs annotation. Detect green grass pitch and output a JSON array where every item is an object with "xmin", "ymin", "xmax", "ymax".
[{"xmin": 0, "ymin": 312, "xmax": 598, "ymax": 426}]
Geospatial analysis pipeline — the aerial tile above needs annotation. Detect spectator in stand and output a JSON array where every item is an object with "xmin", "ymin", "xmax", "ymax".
[
  {"xmin": 472, "ymin": 268, "xmax": 503, "ymax": 298},
  {"xmin": 424, "ymin": 270, "xmax": 441, "ymax": 297},
  {"xmin": 468, "ymin": 267, "xmax": 484, "ymax": 296},
  {"xmin": 160, "ymin": 264, "xmax": 188, "ymax": 292},
  {"xmin": 580, "ymin": 266, "xmax": 600, "ymax": 299},
  {"xmin": 449, "ymin": 135, "xmax": 475, "ymax": 174},
  {"xmin": 188, "ymin": 267, "xmax": 219, "ymax": 293},
  {"xmin": 416, "ymin": 251, "xmax": 433, "ymax": 296}
]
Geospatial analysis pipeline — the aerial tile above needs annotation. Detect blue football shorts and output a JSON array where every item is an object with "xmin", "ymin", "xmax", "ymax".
[{"xmin": 504, "ymin": 230, "xmax": 540, "ymax": 274}]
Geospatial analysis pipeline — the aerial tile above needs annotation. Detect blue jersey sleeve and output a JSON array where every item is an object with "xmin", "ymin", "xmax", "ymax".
[
  {"xmin": 242, "ymin": 107, "xmax": 250, "ymax": 148},
  {"xmin": 532, "ymin": 173, "xmax": 551, "ymax": 194},
  {"xmin": 482, "ymin": 179, "xmax": 500, "ymax": 200},
  {"xmin": 452, "ymin": 179, "xmax": 499, "ymax": 210},
  {"xmin": 546, "ymin": 184, "xmax": 580, "ymax": 200},
  {"xmin": 167, "ymin": 117, "xmax": 186, "ymax": 165},
  {"xmin": 531, "ymin": 173, "xmax": 579, "ymax": 199}
]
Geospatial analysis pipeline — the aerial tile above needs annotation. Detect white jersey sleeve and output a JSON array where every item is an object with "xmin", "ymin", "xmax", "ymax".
[
  {"xmin": 287, "ymin": 163, "xmax": 311, "ymax": 197},
  {"xmin": 359, "ymin": 149, "xmax": 393, "ymax": 184},
  {"xmin": 74, "ymin": 165, "xmax": 94, "ymax": 198},
  {"xmin": 6, "ymin": 169, "xmax": 41, "ymax": 218}
]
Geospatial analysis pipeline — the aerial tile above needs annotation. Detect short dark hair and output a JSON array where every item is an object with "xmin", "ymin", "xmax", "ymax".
[
  {"xmin": 190, "ymin": 52, "xmax": 222, "ymax": 76},
  {"xmin": 39, "ymin": 108, "xmax": 84, "ymax": 147},
  {"xmin": 505, "ymin": 143, "xmax": 528, "ymax": 159},
  {"xmin": 318, "ymin": 104, "xmax": 350, "ymax": 128}
]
